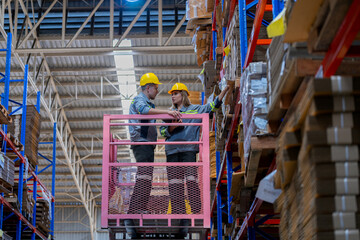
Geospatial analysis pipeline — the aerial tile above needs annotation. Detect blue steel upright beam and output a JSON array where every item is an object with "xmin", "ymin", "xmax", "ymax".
[
  {"xmin": 239, "ymin": 0, "xmax": 248, "ymax": 69},
  {"xmin": 1, "ymin": 33, "xmax": 11, "ymax": 115},
  {"xmin": 226, "ymin": 151, "xmax": 233, "ymax": 225},
  {"xmin": 50, "ymin": 122, "xmax": 57, "ymax": 238},
  {"xmin": 16, "ymin": 64, "xmax": 28, "ymax": 240},
  {"xmin": 0, "ymin": 32, "xmax": 12, "ymax": 231},
  {"xmin": 272, "ymin": 0, "xmax": 284, "ymax": 18},
  {"xmin": 36, "ymin": 91, "xmax": 41, "ymax": 112},
  {"xmin": 213, "ymin": 30, "xmax": 217, "ymax": 63},
  {"xmin": 216, "ymin": 151, "xmax": 222, "ymax": 240}
]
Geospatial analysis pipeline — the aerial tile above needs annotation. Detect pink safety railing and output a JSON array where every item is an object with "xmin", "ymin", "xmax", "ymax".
[{"xmin": 101, "ymin": 114, "xmax": 211, "ymax": 230}]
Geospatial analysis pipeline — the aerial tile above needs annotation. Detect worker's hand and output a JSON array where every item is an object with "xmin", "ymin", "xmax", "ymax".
[
  {"xmin": 219, "ymin": 85, "xmax": 231, "ymax": 101},
  {"xmin": 223, "ymin": 85, "xmax": 230, "ymax": 92},
  {"xmin": 167, "ymin": 110, "xmax": 182, "ymax": 119},
  {"xmin": 169, "ymin": 119, "xmax": 182, "ymax": 132}
]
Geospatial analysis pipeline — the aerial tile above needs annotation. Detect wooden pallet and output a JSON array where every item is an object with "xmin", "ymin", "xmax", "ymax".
[
  {"xmin": 308, "ymin": 0, "xmax": 353, "ymax": 52},
  {"xmin": 267, "ymin": 58, "xmax": 322, "ymax": 132},
  {"xmin": 0, "ymin": 179, "xmax": 12, "ymax": 194},
  {"xmin": 185, "ymin": 17, "xmax": 212, "ymax": 34},
  {"xmin": 6, "ymin": 133, "xmax": 24, "ymax": 151},
  {"xmin": 0, "ymin": 104, "xmax": 12, "ymax": 125},
  {"xmin": 244, "ymin": 135, "xmax": 276, "ymax": 187}
]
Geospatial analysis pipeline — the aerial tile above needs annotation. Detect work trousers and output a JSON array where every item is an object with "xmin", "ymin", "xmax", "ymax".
[
  {"xmin": 167, "ymin": 151, "xmax": 201, "ymax": 214},
  {"xmin": 128, "ymin": 145, "xmax": 154, "ymax": 214}
]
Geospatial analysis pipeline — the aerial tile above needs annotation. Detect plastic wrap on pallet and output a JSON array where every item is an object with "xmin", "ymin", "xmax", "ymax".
[
  {"xmin": 0, "ymin": 152, "xmax": 15, "ymax": 187},
  {"xmin": 240, "ymin": 62, "xmax": 268, "ymax": 164},
  {"xmin": 186, "ymin": 0, "xmax": 212, "ymax": 20}
]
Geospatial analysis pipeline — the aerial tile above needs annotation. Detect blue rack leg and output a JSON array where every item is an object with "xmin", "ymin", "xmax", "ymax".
[
  {"xmin": 272, "ymin": 0, "xmax": 284, "ymax": 18},
  {"xmin": 226, "ymin": 151, "xmax": 233, "ymax": 225},
  {"xmin": 16, "ymin": 64, "xmax": 28, "ymax": 240},
  {"xmin": 239, "ymin": 0, "xmax": 248, "ymax": 69},
  {"xmin": 215, "ymin": 151, "xmax": 222, "ymax": 240},
  {"xmin": 0, "ymin": 33, "xmax": 12, "ymax": 231},
  {"xmin": 248, "ymin": 226, "xmax": 256, "ymax": 240},
  {"xmin": 2, "ymin": 33, "xmax": 11, "ymax": 111},
  {"xmin": 50, "ymin": 122, "xmax": 57, "ymax": 238},
  {"xmin": 213, "ymin": 30, "xmax": 217, "ymax": 63}
]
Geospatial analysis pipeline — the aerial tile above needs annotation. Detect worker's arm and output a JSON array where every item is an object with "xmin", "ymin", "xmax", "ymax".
[
  {"xmin": 196, "ymin": 86, "xmax": 231, "ymax": 113},
  {"xmin": 133, "ymin": 98, "xmax": 181, "ymax": 119},
  {"xmin": 218, "ymin": 85, "xmax": 230, "ymax": 102},
  {"xmin": 148, "ymin": 108, "xmax": 182, "ymax": 119}
]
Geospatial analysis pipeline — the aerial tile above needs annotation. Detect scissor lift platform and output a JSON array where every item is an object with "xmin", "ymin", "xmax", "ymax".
[{"xmin": 102, "ymin": 114, "xmax": 211, "ymax": 240}]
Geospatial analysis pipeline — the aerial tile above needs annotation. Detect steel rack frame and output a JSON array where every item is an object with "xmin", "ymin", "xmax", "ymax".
[{"xmin": 0, "ymin": 32, "xmax": 56, "ymax": 240}]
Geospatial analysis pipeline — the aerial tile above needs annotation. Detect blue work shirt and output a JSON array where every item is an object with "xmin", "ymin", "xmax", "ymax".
[
  {"xmin": 160, "ymin": 97, "xmax": 221, "ymax": 155},
  {"xmin": 129, "ymin": 92, "xmax": 157, "ymax": 147}
]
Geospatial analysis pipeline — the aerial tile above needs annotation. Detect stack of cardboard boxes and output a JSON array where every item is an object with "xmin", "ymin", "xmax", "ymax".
[
  {"xmin": 8, "ymin": 105, "xmax": 41, "ymax": 167},
  {"xmin": 276, "ymin": 77, "xmax": 360, "ymax": 239}
]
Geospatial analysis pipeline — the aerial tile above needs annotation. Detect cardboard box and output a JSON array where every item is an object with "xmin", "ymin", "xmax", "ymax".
[
  {"xmin": 305, "ymin": 146, "xmax": 360, "ymax": 163},
  {"xmin": 186, "ymin": 0, "xmax": 212, "ymax": 20},
  {"xmin": 303, "ymin": 128, "xmax": 360, "ymax": 146},
  {"xmin": 304, "ymin": 113, "xmax": 360, "ymax": 131}
]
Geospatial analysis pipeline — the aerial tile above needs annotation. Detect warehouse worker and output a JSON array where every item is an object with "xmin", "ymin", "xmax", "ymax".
[
  {"xmin": 160, "ymin": 83, "xmax": 229, "ymax": 239},
  {"xmin": 125, "ymin": 73, "xmax": 181, "ymax": 239}
]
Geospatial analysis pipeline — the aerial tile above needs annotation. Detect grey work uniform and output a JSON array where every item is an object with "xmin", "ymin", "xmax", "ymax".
[
  {"xmin": 128, "ymin": 92, "xmax": 157, "ymax": 214},
  {"xmin": 160, "ymin": 97, "xmax": 222, "ymax": 214}
]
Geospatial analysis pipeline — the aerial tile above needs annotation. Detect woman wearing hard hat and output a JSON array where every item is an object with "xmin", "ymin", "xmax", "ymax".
[{"xmin": 160, "ymin": 83, "xmax": 229, "ymax": 239}]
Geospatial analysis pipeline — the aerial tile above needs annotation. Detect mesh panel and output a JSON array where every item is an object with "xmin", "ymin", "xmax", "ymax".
[{"xmin": 108, "ymin": 165, "xmax": 204, "ymax": 215}]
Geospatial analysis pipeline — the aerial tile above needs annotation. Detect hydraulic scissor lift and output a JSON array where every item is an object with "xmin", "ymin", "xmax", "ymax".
[{"xmin": 102, "ymin": 114, "xmax": 211, "ymax": 239}]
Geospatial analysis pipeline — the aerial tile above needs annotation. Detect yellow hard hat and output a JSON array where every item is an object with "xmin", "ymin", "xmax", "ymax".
[
  {"xmin": 140, "ymin": 73, "xmax": 162, "ymax": 86},
  {"xmin": 168, "ymin": 83, "xmax": 190, "ymax": 96}
]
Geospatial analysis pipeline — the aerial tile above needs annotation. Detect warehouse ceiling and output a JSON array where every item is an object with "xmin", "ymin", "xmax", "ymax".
[{"xmin": 0, "ymin": 0, "xmax": 203, "ymax": 232}]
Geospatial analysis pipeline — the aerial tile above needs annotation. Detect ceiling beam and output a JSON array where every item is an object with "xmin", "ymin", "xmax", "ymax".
[
  {"xmin": 50, "ymin": 66, "xmax": 200, "ymax": 72},
  {"xmin": 36, "ymin": 33, "xmax": 190, "ymax": 41},
  {"xmin": 10, "ymin": 45, "xmax": 194, "ymax": 55}
]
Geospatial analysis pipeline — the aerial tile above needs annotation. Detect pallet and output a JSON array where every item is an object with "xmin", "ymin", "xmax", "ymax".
[
  {"xmin": 0, "ymin": 104, "xmax": 12, "ymax": 125},
  {"xmin": 267, "ymin": 58, "xmax": 323, "ymax": 132},
  {"xmin": 220, "ymin": 113, "xmax": 233, "ymax": 139},
  {"xmin": 185, "ymin": 17, "xmax": 212, "ymax": 34},
  {"xmin": 244, "ymin": 135, "xmax": 276, "ymax": 187},
  {"xmin": 308, "ymin": 0, "xmax": 353, "ymax": 52},
  {"xmin": 0, "ymin": 179, "xmax": 13, "ymax": 194},
  {"xmin": 6, "ymin": 133, "xmax": 23, "ymax": 151}
]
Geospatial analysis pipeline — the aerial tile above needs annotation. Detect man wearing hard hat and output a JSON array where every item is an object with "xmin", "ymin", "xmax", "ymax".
[{"xmin": 125, "ymin": 73, "xmax": 181, "ymax": 239}]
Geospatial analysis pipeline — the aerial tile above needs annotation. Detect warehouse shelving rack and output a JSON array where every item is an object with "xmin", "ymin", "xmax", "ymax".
[
  {"xmin": 209, "ymin": 0, "xmax": 360, "ymax": 239},
  {"xmin": 0, "ymin": 32, "xmax": 56, "ymax": 240},
  {"xmin": 209, "ymin": 1, "xmax": 282, "ymax": 239}
]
